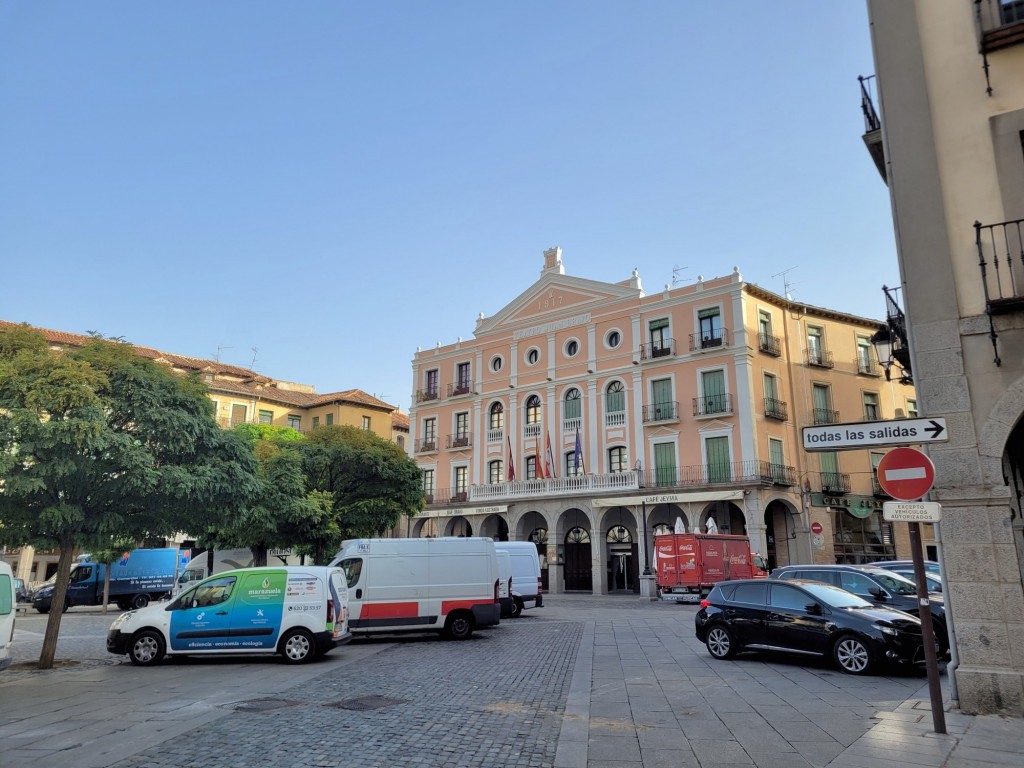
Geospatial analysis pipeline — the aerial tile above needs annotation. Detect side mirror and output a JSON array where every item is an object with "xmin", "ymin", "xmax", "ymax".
[
  {"xmin": 869, "ymin": 587, "xmax": 885, "ymax": 601},
  {"xmin": 805, "ymin": 603, "xmax": 823, "ymax": 616}
]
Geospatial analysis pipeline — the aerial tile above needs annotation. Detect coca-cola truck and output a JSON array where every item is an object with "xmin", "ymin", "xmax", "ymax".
[{"xmin": 655, "ymin": 533, "xmax": 768, "ymax": 603}]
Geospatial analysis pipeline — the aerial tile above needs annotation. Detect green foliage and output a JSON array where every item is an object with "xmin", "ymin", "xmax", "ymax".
[{"xmin": 232, "ymin": 422, "xmax": 305, "ymax": 445}]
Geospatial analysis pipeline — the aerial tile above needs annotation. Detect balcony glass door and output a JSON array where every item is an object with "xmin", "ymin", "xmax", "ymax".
[
  {"xmin": 701, "ymin": 370, "xmax": 726, "ymax": 414},
  {"xmin": 651, "ymin": 378, "xmax": 672, "ymax": 420},
  {"xmin": 769, "ymin": 438, "xmax": 785, "ymax": 482},
  {"xmin": 653, "ymin": 442, "xmax": 676, "ymax": 487},
  {"xmin": 705, "ymin": 436, "xmax": 731, "ymax": 483}
]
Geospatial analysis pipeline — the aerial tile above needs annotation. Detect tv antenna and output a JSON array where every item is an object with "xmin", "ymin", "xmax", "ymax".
[
  {"xmin": 249, "ymin": 347, "xmax": 259, "ymax": 370},
  {"xmin": 772, "ymin": 266, "xmax": 799, "ymax": 300},
  {"xmin": 671, "ymin": 265, "xmax": 690, "ymax": 287},
  {"xmin": 214, "ymin": 344, "xmax": 233, "ymax": 362}
]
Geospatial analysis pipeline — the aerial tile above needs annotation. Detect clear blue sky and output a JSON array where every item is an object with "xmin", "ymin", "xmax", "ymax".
[{"xmin": 1, "ymin": 2, "xmax": 895, "ymax": 411}]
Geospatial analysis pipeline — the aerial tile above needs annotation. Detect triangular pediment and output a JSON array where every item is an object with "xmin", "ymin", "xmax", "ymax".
[
  {"xmin": 475, "ymin": 271, "xmax": 642, "ymax": 337},
  {"xmin": 697, "ymin": 419, "xmax": 734, "ymax": 432},
  {"xmin": 646, "ymin": 426, "xmax": 679, "ymax": 439}
]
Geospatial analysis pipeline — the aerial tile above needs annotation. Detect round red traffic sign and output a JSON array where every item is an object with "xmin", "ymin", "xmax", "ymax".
[
  {"xmin": 877, "ymin": 447, "xmax": 935, "ymax": 501},
  {"xmin": 811, "ymin": 522, "xmax": 823, "ymax": 534}
]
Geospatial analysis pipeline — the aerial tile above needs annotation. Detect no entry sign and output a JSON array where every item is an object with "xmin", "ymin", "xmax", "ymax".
[{"xmin": 877, "ymin": 447, "xmax": 935, "ymax": 501}]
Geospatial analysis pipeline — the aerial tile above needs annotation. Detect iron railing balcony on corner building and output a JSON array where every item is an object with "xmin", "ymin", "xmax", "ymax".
[
  {"xmin": 758, "ymin": 332, "xmax": 781, "ymax": 356},
  {"xmin": 764, "ymin": 397, "xmax": 788, "ymax": 421},
  {"xmin": 859, "ymin": 74, "xmax": 886, "ymax": 183},
  {"xmin": 416, "ymin": 388, "xmax": 440, "ymax": 403},
  {"xmin": 805, "ymin": 348, "xmax": 835, "ymax": 369},
  {"xmin": 857, "ymin": 356, "xmax": 881, "ymax": 376},
  {"xmin": 640, "ymin": 339, "xmax": 675, "ymax": 361},
  {"xmin": 689, "ymin": 328, "xmax": 730, "ymax": 352},
  {"xmin": 642, "ymin": 401, "xmax": 679, "ymax": 423},
  {"xmin": 820, "ymin": 472, "xmax": 851, "ymax": 494},
  {"xmin": 639, "ymin": 460, "xmax": 796, "ymax": 489},
  {"xmin": 448, "ymin": 380, "xmax": 473, "ymax": 397},
  {"xmin": 446, "ymin": 434, "xmax": 472, "ymax": 450},
  {"xmin": 813, "ymin": 408, "xmax": 841, "ymax": 425},
  {"xmin": 693, "ymin": 393, "xmax": 733, "ymax": 417},
  {"xmin": 415, "ymin": 437, "xmax": 438, "ymax": 453},
  {"xmin": 975, "ymin": 217, "xmax": 1024, "ymax": 367}
]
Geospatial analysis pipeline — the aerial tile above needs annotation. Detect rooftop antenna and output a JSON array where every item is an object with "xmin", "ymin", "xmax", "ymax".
[
  {"xmin": 249, "ymin": 347, "xmax": 259, "ymax": 370},
  {"xmin": 671, "ymin": 265, "xmax": 690, "ymax": 287},
  {"xmin": 214, "ymin": 344, "xmax": 233, "ymax": 362},
  {"xmin": 772, "ymin": 266, "xmax": 799, "ymax": 300}
]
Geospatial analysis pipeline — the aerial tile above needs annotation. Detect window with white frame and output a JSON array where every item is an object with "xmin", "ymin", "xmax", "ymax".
[
  {"xmin": 456, "ymin": 362, "xmax": 471, "ymax": 392},
  {"xmin": 807, "ymin": 326, "xmax": 824, "ymax": 364},
  {"xmin": 698, "ymin": 307, "xmax": 723, "ymax": 347},
  {"xmin": 362, "ymin": 415, "xmax": 371, "ymax": 430},
  {"xmin": 489, "ymin": 402, "xmax": 504, "ymax": 430},
  {"xmin": 525, "ymin": 455, "xmax": 538, "ymax": 480},
  {"xmin": 609, "ymin": 446, "xmax": 627, "ymax": 473},
  {"xmin": 454, "ymin": 466, "xmax": 467, "ymax": 495},
  {"xmin": 455, "ymin": 412, "xmax": 469, "ymax": 440},
  {"xmin": 422, "ymin": 469, "xmax": 435, "ymax": 498},
  {"xmin": 525, "ymin": 395, "xmax": 541, "ymax": 436},
  {"xmin": 605, "ymin": 381, "xmax": 625, "ymax": 425},
  {"xmin": 488, "ymin": 460, "xmax": 504, "ymax": 484},
  {"xmin": 563, "ymin": 388, "xmax": 581, "ymax": 430},
  {"xmin": 906, "ymin": 399, "xmax": 918, "ymax": 418},
  {"xmin": 422, "ymin": 417, "xmax": 437, "ymax": 449},
  {"xmin": 863, "ymin": 392, "xmax": 880, "ymax": 421}
]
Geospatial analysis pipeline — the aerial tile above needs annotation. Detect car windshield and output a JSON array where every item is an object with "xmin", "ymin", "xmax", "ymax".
[
  {"xmin": 800, "ymin": 582, "xmax": 874, "ymax": 608},
  {"xmin": 870, "ymin": 570, "xmax": 918, "ymax": 595}
]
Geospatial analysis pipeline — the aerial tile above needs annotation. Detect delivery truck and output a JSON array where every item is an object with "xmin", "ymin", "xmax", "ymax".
[
  {"xmin": 32, "ymin": 548, "xmax": 178, "ymax": 612},
  {"xmin": 655, "ymin": 534, "xmax": 768, "ymax": 603},
  {"xmin": 175, "ymin": 548, "xmax": 302, "ymax": 593}
]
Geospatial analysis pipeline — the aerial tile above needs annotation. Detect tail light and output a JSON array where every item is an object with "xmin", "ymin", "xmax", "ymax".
[
  {"xmin": 699, "ymin": 599, "xmax": 711, "ymax": 609},
  {"xmin": 494, "ymin": 579, "xmax": 499, "ymax": 603},
  {"xmin": 538, "ymin": 576, "xmax": 543, "ymax": 595},
  {"xmin": 327, "ymin": 598, "xmax": 335, "ymax": 624}
]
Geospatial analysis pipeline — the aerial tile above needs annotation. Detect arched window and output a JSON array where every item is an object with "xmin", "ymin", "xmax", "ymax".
[
  {"xmin": 525, "ymin": 395, "xmax": 541, "ymax": 424},
  {"xmin": 652, "ymin": 523, "xmax": 672, "ymax": 537},
  {"xmin": 489, "ymin": 402, "xmax": 505, "ymax": 430},
  {"xmin": 566, "ymin": 526, "xmax": 591, "ymax": 544},
  {"xmin": 488, "ymin": 460, "xmax": 504, "ymax": 484},
  {"xmin": 564, "ymin": 388, "xmax": 582, "ymax": 420},
  {"xmin": 606, "ymin": 381, "xmax": 625, "ymax": 413},
  {"xmin": 606, "ymin": 526, "xmax": 632, "ymax": 543},
  {"xmin": 608, "ymin": 446, "xmax": 627, "ymax": 473}
]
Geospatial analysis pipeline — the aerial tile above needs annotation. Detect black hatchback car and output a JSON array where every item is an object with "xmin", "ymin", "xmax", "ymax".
[
  {"xmin": 695, "ymin": 578, "xmax": 926, "ymax": 675},
  {"xmin": 770, "ymin": 564, "xmax": 948, "ymax": 656}
]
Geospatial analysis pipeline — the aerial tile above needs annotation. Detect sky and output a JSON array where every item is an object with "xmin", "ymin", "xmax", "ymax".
[{"xmin": 0, "ymin": 2, "xmax": 896, "ymax": 412}]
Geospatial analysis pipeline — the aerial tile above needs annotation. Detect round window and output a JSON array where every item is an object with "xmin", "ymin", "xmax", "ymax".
[
  {"xmin": 606, "ymin": 330, "xmax": 621, "ymax": 349},
  {"xmin": 565, "ymin": 339, "xmax": 579, "ymax": 358},
  {"xmin": 526, "ymin": 348, "xmax": 540, "ymax": 365},
  {"xmin": 491, "ymin": 356, "xmax": 503, "ymax": 372}
]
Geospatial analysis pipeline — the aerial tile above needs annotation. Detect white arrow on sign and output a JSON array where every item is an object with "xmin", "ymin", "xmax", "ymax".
[
  {"xmin": 802, "ymin": 417, "xmax": 948, "ymax": 452},
  {"xmin": 882, "ymin": 501, "xmax": 943, "ymax": 522}
]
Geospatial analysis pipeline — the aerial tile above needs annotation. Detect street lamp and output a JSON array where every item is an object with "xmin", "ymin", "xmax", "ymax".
[{"xmin": 871, "ymin": 285, "xmax": 913, "ymax": 385}]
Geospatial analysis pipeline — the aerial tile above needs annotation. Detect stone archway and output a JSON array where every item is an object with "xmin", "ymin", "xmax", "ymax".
[
  {"xmin": 699, "ymin": 501, "xmax": 745, "ymax": 535},
  {"xmin": 412, "ymin": 517, "xmax": 440, "ymax": 538},
  {"xmin": 600, "ymin": 507, "xmax": 639, "ymax": 594},
  {"xmin": 763, "ymin": 499, "xmax": 798, "ymax": 570},
  {"xmin": 444, "ymin": 516, "xmax": 473, "ymax": 537},
  {"xmin": 478, "ymin": 514, "xmax": 509, "ymax": 541}
]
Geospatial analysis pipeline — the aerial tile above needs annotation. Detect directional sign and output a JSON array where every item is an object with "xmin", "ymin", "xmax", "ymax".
[
  {"xmin": 877, "ymin": 447, "xmax": 935, "ymax": 500},
  {"xmin": 883, "ymin": 501, "xmax": 943, "ymax": 522},
  {"xmin": 802, "ymin": 417, "xmax": 947, "ymax": 452}
]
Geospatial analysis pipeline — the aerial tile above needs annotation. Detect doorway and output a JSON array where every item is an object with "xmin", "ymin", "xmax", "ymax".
[{"xmin": 564, "ymin": 527, "xmax": 592, "ymax": 591}]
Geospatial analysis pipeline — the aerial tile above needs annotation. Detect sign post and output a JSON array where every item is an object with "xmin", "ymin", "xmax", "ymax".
[{"xmin": 874, "ymin": 447, "xmax": 945, "ymax": 734}]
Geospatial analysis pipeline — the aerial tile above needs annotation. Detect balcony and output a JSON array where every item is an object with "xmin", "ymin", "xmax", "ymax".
[
  {"xmin": 415, "ymin": 437, "xmax": 438, "ymax": 453},
  {"xmin": 426, "ymin": 488, "xmax": 470, "ymax": 505},
  {"xmin": 470, "ymin": 470, "xmax": 640, "ymax": 503},
  {"xmin": 820, "ymin": 472, "xmax": 851, "ymax": 494},
  {"xmin": 689, "ymin": 328, "xmax": 730, "ymax": 352},
  {"xmin": 856, "ymin": 356, "xmax": 881, "ymax": 376},
  {"xmin": 448, "ymin": 380, "xmax": 473, "ymax": 398},
  {"xmin": 805, "ymin": 348, "xmax": 834, "ymax": 369},
  {"xmin": 604, "ymin": 411, "xmax": 626, "ymax": 427},
  {"xmin": 858, "ymin": 75, "xmax": 886, "ymax": 183},
  {"xmin": 976, "ymin": 0, "xmax": 1024, "ymax": 52},
  {"xmin": 639, "ymin": 460, "xmax": 796, "ymax": 489},
  {"xmin": 486, "ymin": 428, "xmax": 504, "ymax": 444},
  {"xmin": 758, "ymin": 332, "xmax": 781, "ymax": 356},
  {"xmin": 416, "ymin": 388, "xmax": 440, "ymax": 403},
  {"xmin": 764, "ymin": 397, "xmax": 788, "ymax": 421},
  {"xmin": 862, "ymin": 410, "xmax": 882, "ymax": 423},
  {"xmin": 693, "ymin": 393, "xmax": 733, "ymax": 418},
  {"xmin": 640, "ymin": 339, "xmax": 675, "ymax": 361},
  {"xmin": 563, "ymin": 417, "xmax": 582, "ymax": 435},
  {"xmin": 523, "ymin": 422, "xmax": 541, "ymax": 438},
  {"xmin": 813, "ymin": 408, "xmax": 841, "ymax": 425},
  {"xmin": 975, "ymin": 217, "xmax": 1024, "ymax": 367},
  {"xmin": 446, "ymin": 434, "xmax": 472, "ymax": 450},
  {"xmin": 642, "ymin": 401, "xmax": 679, "ymax": 423},
  {"xmin": 872, "ymin": 476, "xmax": 891, "ymax": 498}
]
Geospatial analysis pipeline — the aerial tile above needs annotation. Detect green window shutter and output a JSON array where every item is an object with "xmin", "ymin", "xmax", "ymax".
[
  {"xmin": 820, "ymin": 451, "xmax": 839, "ymax": 475},
  {"xmin": 698, "ymin": 307, "xmax": 720, "ymax": 319},
  {"xmin": 705, "ymin": 436, "xmax": 731, "ymax": 483},
  {"xmin": 649, "ymin": 318, "xmax": 669, "ymax": 331},
  {"xmin": 763, "ymin": 374, "xmax": 778, "ymax": 399},
  {"xmin": 654, "ymin": 443, "xmax": 676, "ymax": 487},
  {"xmin": 652, "ymin": 378, "xmax": 672, "ymax": 406},
  {"xmin": 702, "ymin": 370, "xmax": 725, "ymax": 397},
  {"xmin": 812, "ymin": 385, "xmax": 830, "ymax": 411}
]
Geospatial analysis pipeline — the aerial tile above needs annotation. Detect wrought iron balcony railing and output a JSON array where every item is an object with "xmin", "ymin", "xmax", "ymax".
[
  {"xmin": 446, "ymin": 434, "xmax": 472, "ymax": 449},
  {"xmin": 640, "ymin": 339, "xmax": 675, "ymax": 361},
  {"xmin": 759, "ymin": 462, "xmax": 797, "ymax": 486},
  {"xmin": 974, "ymin": 217, "xmax": 1024, "ymax": 366},
  {"xmin": 642, "ymin": 401, "xmax": 679, "ymax": 423},
  {"xmin": 689, "ymin": 328, "xmax": 730, "ymax": 352},
  {"xmin": 805, "ymin": 349, "xmax": 834, "ymax": 368},
  {"xmin": 693, "ymin": 393, "xmax": 733, "ymax": 417},
  {"xmin": 857, "ymin": 356, "xmax": 881, "ymax": 376},
  {"xmin": 976, "ymin": 0, "xmax": 1024, "ymax": 50},
  {"xmin": 415, "ymin": 437, "xmax": 438, "ymax": 453},
  {"xmin": 447, "ymin": 380, "xmax": 474, "ymax": 397},
  {"xmin": 640, "ymin": 460, "xmax": 797, "ymax": 489},
  {"xmin": 758, "ymin": 332, "xmax": 781, "ymax": 356},
  {"xmin": 416, "ymin": 388, "xmax": 440, "ymax": 403},
  {"xmin": 820, "ymin": 472, "xmax": 851, "ymax": 494},
  {"xmin": 813, "ymin": 408, "xmax": 841, "ymax": 425},
  {"xmin": 764, "ymin": 397, "xmax": 788, "ymax": 420},
  {"xmin": 872, "ymin": 475, "xmax": 891, "ymax": 498}
]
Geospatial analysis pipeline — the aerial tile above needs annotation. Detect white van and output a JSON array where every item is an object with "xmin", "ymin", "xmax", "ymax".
[
  {"xmin": 1, "ymin": 562, "xmax": 16, "ymax": 670},
  {"xmin": 107, "ymin": 566, "xmax": 350, "ymax": 666},
  {"xmin": 175, "ymin": 548, "xmax": 301, "ymax": 593},
  {"xmin": 330, "ymin": 537, "xmax": 501, "ymax": 640},
  {"xmin": 496, "ymin": 550, "xmax": 514, "ymax": 618},
  {"xmin": 494, "ymin": 541, "xmax": 544, "ymax": 617}
]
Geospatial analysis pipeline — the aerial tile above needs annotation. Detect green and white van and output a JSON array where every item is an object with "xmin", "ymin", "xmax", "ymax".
[
  {"xmin": 107, "ymin": 566, "xmax": 350, "ymax": 666},
  {"xmin": 1, "ymin": 561, "xmax": 16, "ymax": 670}
]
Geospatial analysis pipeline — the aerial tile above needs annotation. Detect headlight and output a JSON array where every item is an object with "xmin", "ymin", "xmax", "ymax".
[
  {"xmin": 109, "ymin": 612, "xmax": 133, "ymax": 630},
  {"xmin": 877, "ymin": 625, "xmax": 898, "ymax": 636}
]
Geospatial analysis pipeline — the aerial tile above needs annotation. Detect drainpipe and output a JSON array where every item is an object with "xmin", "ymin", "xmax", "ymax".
[{"xmin": 934, "ymin": 520, "xmax": 960, "ymax": 705}]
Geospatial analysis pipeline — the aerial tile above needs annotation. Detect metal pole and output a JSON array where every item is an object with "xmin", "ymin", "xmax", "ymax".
[
  {"xmin": 909, "ymin": 521, "xmax": 946, "ymax": 734},
  {"xmin": 641, "ymin": 501, "xmax": 651, "ymax": 575}
]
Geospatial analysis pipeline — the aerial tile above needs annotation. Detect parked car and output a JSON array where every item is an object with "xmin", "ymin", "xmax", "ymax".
[
  {"xmin": 13, "ymin": 577, "xmax": 31, "ymax": 603},
  {"xmin": 869, "ymin": 560, "xmax": 943, "ymax": 593},
  {"xmin": 770, "ymin": 564, "xmax": 948, "ymax": 656},
  {"xmin": 695, "ymin": 578, "xmax": 927, "ymax": 674}
]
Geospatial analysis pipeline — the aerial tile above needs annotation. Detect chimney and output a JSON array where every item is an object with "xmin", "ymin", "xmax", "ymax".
[{"xmin": 542, "ymin": 247, "xmax": 564, "ymax": 275}]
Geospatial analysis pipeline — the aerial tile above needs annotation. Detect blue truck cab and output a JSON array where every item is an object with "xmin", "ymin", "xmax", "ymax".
[{"xmin": 32, "ymin": 549, "xmax": 178, "ymax": 613}]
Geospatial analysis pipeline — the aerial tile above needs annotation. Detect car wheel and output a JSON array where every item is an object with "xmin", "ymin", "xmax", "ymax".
[
  {"xmin": 131, "ymin": 594, "xmax": 150, "ymax": 610},
  {"xmin": 116, "ymin": 601, "xmax": 131, "ymax": 611},
  {"xmin": 128, "ymin": 630, "xmax": 166, "ymax": 667},
  {"xmin": 833, "ymin": 635, "xmax": 874, "ymax": 675},
  {"xmin": 444, "ymin": 612, "xmax": 474, "ymax": 640},
  {"xmin": 510, "ymin": 598, "xmax": 523, "ymax": 618},
  {"xmin": 35, "ymin": 607, "xmax": 49, "ymax": 614},
  {"xmin": 705, "ymin": 625, "xmax": 736, "ymax": 660},
  {"xmin": 280, "ymin": 629, "xmax": 315, "ymax": 664},
  {"xmin": 62, "ymin": 599, "xmax": 71, "ymax": 613}
]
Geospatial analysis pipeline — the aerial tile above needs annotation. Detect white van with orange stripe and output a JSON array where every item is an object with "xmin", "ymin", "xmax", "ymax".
[{"xmin": 330, "ymin": 538, "xmax": 501, "ymax": 640}]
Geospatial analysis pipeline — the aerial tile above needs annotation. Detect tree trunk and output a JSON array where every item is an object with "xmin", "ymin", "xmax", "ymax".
[
  {"xmin": 315, "ymin": 540, "xmax": 325, "ymax": 566},
  {"xmin": 251, "ymin": 544, "xmax": 268, "ymax": 567},
  {"xmin": 102, "ymin": 563, "xmax": 111, "ymax": 614},
  {"xmin": 39, "ymin": 536, "xmax": 76, "ymax": 670}
]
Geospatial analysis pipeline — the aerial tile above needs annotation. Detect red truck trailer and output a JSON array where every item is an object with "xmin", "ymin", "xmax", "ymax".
[{"xmin": 655, "ymin": 533, "xmax": 768, "ymax": 603}]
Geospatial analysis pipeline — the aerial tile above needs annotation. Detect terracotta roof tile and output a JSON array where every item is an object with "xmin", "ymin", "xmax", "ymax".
[{"xmin": 392, "ymin": 411, "xmax": 410, "ymax": 430}]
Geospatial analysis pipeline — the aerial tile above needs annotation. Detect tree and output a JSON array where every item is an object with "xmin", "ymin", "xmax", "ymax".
[
  {"xmin": 0, "ymin": 326, "xmax": 260, "ymax": 668},
  {"xmin": 300, "ymin": 425, "xmax": 424, "ymax": 547}
]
